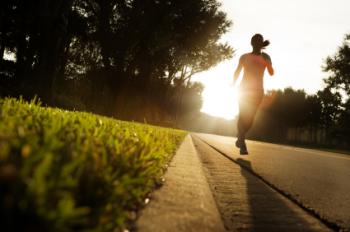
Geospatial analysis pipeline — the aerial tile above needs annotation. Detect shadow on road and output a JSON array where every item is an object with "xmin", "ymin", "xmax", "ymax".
[
  {"xmin": 192, "ymin": 135, "xmax": 328, "ymax": 231},
  {"xmin": 235, "ymin": 157, "xmax": 327, "ymax": 231}
]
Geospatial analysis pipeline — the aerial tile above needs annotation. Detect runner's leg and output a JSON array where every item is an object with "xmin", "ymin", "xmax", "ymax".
[{"xmin": 237, "ymin": 92, "xmax": 263, "ymax": 152}]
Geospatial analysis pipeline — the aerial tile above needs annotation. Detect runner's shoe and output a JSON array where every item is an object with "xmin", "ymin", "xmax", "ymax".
[{"xmin": 240, "ymin": 141, "xmax": 248, "ymax": 155}]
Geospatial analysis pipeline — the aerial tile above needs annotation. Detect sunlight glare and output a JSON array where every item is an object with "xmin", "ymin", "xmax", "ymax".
[{"xmin": 193, "ymin": 61, "xmax": 239, "ymax": 119}]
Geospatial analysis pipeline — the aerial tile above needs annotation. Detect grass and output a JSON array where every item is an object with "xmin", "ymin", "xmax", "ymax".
[{"xmin": 0, "ymin": 97, "xmax": 186, "ymax": 232}]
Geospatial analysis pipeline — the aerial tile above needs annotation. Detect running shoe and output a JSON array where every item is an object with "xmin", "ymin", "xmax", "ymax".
[{"xmin": 240, "ymin": 141, "xmax": 248, "ymax": 155}]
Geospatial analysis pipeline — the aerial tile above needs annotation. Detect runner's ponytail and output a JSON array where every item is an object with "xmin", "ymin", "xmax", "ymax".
[
  {"xmin": 262, "ymin": 40, "xmax": 270, "ymax": 48},
  {"xmin": 251, "ymin": 34, "xmax": 270, "ymax": 50}
]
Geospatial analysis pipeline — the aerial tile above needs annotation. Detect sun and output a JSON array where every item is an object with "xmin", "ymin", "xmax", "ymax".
[
  {"xmin": 201, "ymin": 83, "xmax": 239, "ymax": 119},
  {"xmin": 193, "ymin": 61, "xmax": 239, "ymax": 120}
]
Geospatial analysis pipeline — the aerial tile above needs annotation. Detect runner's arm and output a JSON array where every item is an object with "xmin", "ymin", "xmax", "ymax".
[
  {"xmin": 267, "ymin": 62, "xmax": 274, "ymax": 76},
  {"xmin": 262, "ymin": 53, "xmax": 274, "ymax": 76}
]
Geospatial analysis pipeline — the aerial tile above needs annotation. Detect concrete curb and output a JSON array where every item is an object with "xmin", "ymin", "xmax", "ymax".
[{"xmin": 136, "ymin": 135, "xmax": 225, "ymax": 232}]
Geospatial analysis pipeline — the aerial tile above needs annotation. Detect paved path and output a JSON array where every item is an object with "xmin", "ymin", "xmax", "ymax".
[
  {"xmin": 195, "ymin": 133, "xmax": 350, "ymax": 231},
  {"xmin": 192, "ymin": 135, "xmax": 330, "ymax": 231},
  {"xmin": 136, "ymin": 134, "xmax": 344, "ymax": 231}
]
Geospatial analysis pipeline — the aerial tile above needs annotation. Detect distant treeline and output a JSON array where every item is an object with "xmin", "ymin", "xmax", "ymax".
[
  {"xmin": 248, "ymin": 87, "xmax": 348, "ymax": 148},
  {"xmin": 0, "ymin": 0, "xmax": 233, "ymax": 125}
]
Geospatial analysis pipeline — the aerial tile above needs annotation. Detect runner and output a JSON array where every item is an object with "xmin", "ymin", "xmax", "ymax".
[{"xmin": 233, "ymin": 34, "xmax": 274, "ymax": 154}]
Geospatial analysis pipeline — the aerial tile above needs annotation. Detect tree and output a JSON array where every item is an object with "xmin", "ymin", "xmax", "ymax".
[
  {"xmin": 64, "ymin": 0, "xmax": 233, "ymax": 118},
  {"xmin": 0, "ymin": 0, "xmax": 73, "ymax": 102},
  {"xmin": 337, "ymin": 98, "xmax": 350, "ymax": 145},
  {"xmin": 323, "ymin": 34, "xmax": 350, "ymax": 96},
  {"xmin": 304, "ymin": 94, "xmax": 322, "ymax": 143},
  {"xmin": 322, "ymin": 34, "xmax": 350, "ymax": 146},
  {"xmin": 317, "ymin": 88, "xmax": 342, "ymax": 144},
  {"xmin": 258, "ymin": 88, "xmax": 309, "ymax": 141},
  {"xmin": 67, "ymin": 0, "xmax": 233, "ymax": 83},
  {"xmin": 1, "ymin": 0, "xmax": 234, "ymax": 123},
  {"xmin": 251, "ymin": 88, "xmax": 324, "ymax": 143}
]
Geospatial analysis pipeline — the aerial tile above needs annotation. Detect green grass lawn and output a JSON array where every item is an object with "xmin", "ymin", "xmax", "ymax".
[{"xmin": 0, "ymin": 98, "xmax": 186, "ymax": 232}]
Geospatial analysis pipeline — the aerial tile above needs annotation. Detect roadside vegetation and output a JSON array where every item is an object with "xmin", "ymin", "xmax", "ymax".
[{"xmin": 0, "ymin": 98, "xmax": 186, "ymax": 231}]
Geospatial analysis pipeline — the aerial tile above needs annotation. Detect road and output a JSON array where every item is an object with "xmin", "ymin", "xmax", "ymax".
[{"xmin": 194, "ymin": 133, "xmax": 350, "ymax": 231}]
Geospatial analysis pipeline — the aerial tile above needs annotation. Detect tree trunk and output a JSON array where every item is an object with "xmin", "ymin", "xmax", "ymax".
[{"xmin": 35, "ymin": 0, "xmax": 73, "ymax": 104}]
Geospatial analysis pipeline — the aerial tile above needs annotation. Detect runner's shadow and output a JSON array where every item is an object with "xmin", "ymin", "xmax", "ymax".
[{"xmin": 236, "ymin": 158, "xmax": 322, "ymax": 231}]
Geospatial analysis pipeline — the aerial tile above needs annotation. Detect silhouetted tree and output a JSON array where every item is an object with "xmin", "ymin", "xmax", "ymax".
[
  {"xmin": 65, "ymin": 0, "xmax": 233, "ymax": 119},
  {"xmin": 254, "ymin": 88, "xmax": 309, "ymax": 141},
  {"xmin": 0, "ymin": 0, "xmax": 73, "ymax": 102},
  {"xmin": 322, "ymin": 33, "xmax": 350, "ymax": 147},
  {"xmin": 337, "ymin": 98, "xmax": 350, "ymax": 145},
  {"xmin": 1, "ymin": 0, "xmax": 233, "ymax": 123},
  {"xmin": 67, "ymin": 0, "xmax": 233, "ymax": 82},
  {"xmin": 305, "ymin": 94, "xmax": 322, "ymax": 143},
  {"xmin": 323, "ymin": 34, "xmax": 350, "ymax": 96},
  {"xmin": 316, "ymin": 88, "xmax": 342, "ymax": 144},
  {"xmin": 250, "ymin": 88, "xmax": 324, "ymax": 144}
]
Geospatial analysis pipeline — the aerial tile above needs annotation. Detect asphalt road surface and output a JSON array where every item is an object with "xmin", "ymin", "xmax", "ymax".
[{"xmin": 194, "ymin": 133, "xmax": 350, "ymax": 231}]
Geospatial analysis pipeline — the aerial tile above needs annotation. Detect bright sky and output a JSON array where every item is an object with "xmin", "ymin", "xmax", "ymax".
[{"xmin": 193, "ymin": 0, "xmax": 350, "ymax": 119}]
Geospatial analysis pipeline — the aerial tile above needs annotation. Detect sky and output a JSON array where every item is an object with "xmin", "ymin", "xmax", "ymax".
[{"xmin": 193, "ymin": 0, "xmax": 350, "ymax": 119}]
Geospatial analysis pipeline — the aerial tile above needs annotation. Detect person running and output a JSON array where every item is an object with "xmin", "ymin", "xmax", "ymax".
[{"xmin": 233, "ymin": 33, "xmax": 274, "ymax": 155}]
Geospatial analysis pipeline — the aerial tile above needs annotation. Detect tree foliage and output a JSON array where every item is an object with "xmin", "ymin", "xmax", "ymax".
[
  {"xmin": 0, "ymin": 0, "xmax": 73, "ymax": 99},
  {"xmin": 323, "ymin": 34, "xmax": 350, "ymax": 96},
  {"xmin": 0, "ymin": 0, "xmax": 233, "ymax": 123},
  {"xmin": 321, "ymin": 33, "xmax": 350, "ymax": 146},
  {"xmin": 249, "ymin": 87, "xmax": 344, "ymax": 146}
]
